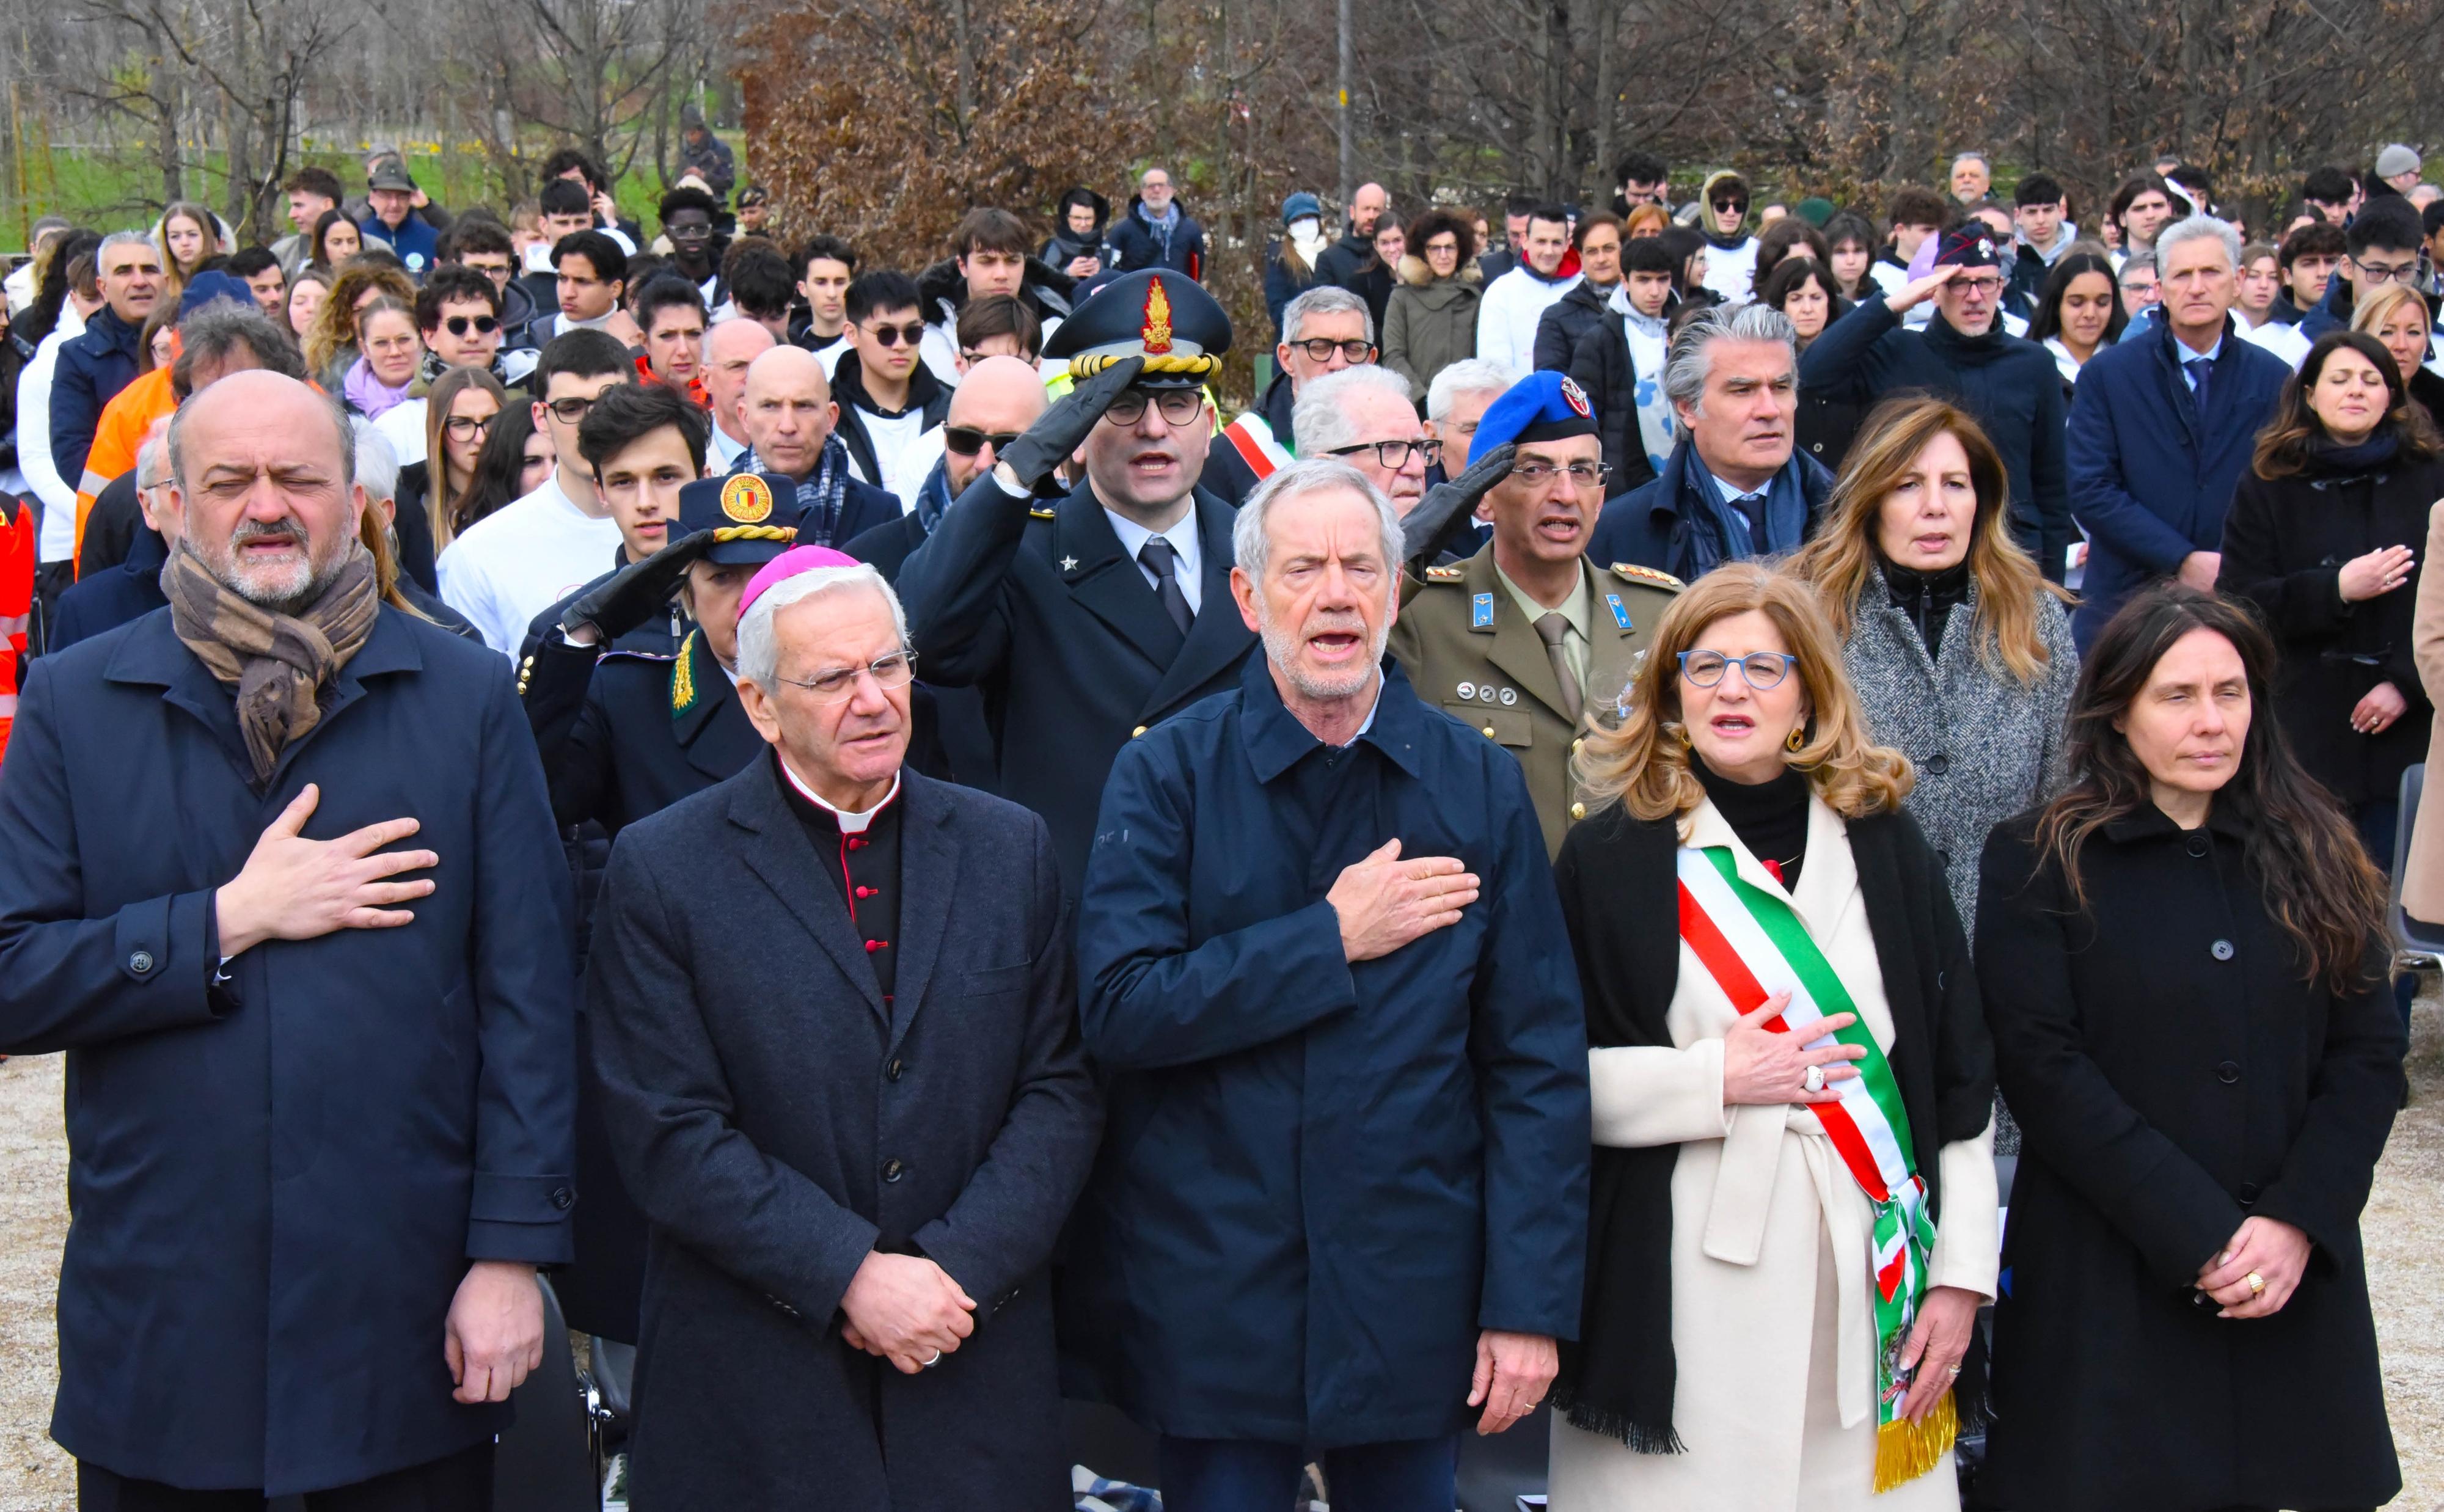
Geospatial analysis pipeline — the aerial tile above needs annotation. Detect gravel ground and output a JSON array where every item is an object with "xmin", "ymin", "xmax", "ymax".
[{"xmin": 5, "ymin": 998, "xmax": 2444, "ymax": 1511}]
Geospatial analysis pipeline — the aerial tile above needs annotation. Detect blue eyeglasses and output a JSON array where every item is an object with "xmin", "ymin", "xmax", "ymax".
[{"xmin": 1677, "ymin": 649, "xmax": 1798, "ymax": 689}]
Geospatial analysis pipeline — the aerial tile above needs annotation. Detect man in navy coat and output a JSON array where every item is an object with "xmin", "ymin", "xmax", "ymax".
[
  {"xmin": 586, "ymin": 549, "xmax": 1101, "ymax": 1508},
  {"xmin": 2068, "ymin": 214, "xmax": 2289, "ymax": 648},
  {"xmin": 0, "ymin": 371, "xmax": 577, "ymax": 1502},
  {"xmin": 1070, "ymin": 458, "xmax": 1590, "ymax": 1508}
]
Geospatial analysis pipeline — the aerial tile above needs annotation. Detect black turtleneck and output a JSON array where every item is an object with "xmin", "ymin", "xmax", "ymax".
[
  {"xmin": 1693, "ymin": 753, "xmax": 1810, "ymax": 888},
  {"xmin": 1879, "ymin": 554, "xmax": 1972, "ymax": 661}
]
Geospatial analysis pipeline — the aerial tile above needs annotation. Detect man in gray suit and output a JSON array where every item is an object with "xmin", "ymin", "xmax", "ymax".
[{"xmin": 585, "ymin": 546, "xmax": 1102, "ymax": 1509}]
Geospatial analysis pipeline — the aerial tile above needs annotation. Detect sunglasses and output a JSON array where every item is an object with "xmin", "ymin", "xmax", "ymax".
[
  {"xmin": 442, "ymin": 314, "xmax": 500, "ymax": 337},
  {"xmin": 865, "ymin": 321, "xmax": 929, "ymax": 346},
  {"xmin": 1713, "ymin": 198, "xmax": 1748, "ymax": 213},
  {"xmin": 943, "ymin": 426, "xmax": 1022, "ymax": 457}
]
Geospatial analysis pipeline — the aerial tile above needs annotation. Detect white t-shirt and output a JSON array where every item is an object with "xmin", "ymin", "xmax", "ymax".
[
  {"xmin": 852, "ymin": 405, "xmax": 935, "ymax": 511},
  {"xmin": 375, "ymin": 398, "xmax": 430, "ymax": 468},
  {"xmin": 2239, "ymin": 318, "xmax": 2314, "ymax": 370},
  {"xmin": 436, "ymin": 472, "xmax": 623, "ymax": 659}
]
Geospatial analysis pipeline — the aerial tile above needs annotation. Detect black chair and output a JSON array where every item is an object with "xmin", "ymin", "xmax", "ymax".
[
  {"xmin": 2391, "ymin": 764, "xmax": 2443, "ymax": 955},
  {"xmin": 582, "ymin": 1333, "xmax": 637, "ymax": 1498},
  {"xmin": 492, "ymin": 1274, "xmax": 598, "ymax": 1512}
]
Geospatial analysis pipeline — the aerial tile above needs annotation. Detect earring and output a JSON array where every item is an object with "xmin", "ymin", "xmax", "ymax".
[{"xmin": 1786, "ymin": 726, "xmax": 1807, "ymax": 753}]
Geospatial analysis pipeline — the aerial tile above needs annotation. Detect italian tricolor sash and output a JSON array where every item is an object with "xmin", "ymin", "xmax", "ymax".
[
  {"xmin": 1676, "ymin": 845, "xmax": 1956, "ymax": 1491},
  {"xmin": 1220, "ymin": 411, "xmax": 1292, "ymax": 480}
]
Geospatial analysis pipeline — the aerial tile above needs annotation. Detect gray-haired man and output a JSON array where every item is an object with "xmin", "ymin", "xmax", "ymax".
[{"xmin": 1206, "ymin": 285, "xmax": 1378, "ymax": 505}]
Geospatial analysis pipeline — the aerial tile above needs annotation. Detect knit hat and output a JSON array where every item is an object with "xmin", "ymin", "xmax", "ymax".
[
  {"xmin": 2377, "ymin": 144, "xmax": 2422, "ymax": 180},
  {"xmin": 177, "ymin": 270, "xmax": 256, "ymax": 319},
  {"xmin": 1795, "ymin": 197, "xmax": 1835, "ymax": 227},
  {"xmin": 1931, "ymin": 225, "xmax": 2002, "ymax": 269},
  {"xmin": 1281, "ymin": 191, "xmax": 1324, "ymax": 228}
]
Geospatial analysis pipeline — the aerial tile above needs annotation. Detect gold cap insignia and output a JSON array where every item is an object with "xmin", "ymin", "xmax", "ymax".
[
  {"xmin": 720, "ymin": 474, "xmax": 775, "ymax": 524},
  {"xmin": 1141, "ymin": 277, "xmax": 1174, "ymax": 354}
]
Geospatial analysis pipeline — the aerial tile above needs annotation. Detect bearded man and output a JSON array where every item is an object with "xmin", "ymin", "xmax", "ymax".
[{"xmin": 0, "ymin": 370, "xmax": 577, "ymax": 1503}]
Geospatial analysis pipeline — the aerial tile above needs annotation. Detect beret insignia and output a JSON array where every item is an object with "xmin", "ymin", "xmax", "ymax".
[{"xmin": 720, "ymin": 474, "xmax": 775, "ymax": 524}]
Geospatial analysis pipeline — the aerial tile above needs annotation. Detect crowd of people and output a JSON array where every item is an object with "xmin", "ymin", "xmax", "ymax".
[{"xmin": 0, "ymin": 130, "xmax": 2439, "ymax": 1512}]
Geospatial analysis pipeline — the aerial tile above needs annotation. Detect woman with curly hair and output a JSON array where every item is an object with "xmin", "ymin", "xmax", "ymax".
[
  {"xmin": 1547, "ymin": 561, "xmax": 1996, "ymax": 1510},
  {"xmin": 303, "ymin": 258, "xmax": 416, "ymax": 391}
]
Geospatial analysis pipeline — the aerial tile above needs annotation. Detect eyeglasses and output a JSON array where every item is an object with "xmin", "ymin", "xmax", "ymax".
[
  {"xmin": 1510, "ymin": 458, "xmax": 1612, "ymax": 488},
  {"xmin": 442, "ymin": 414, "xmax": 497, "ymax": 439},
  {"xmin": 864, "ymin": 321, "xmax": 929, "ymax": 346},
  {"xmin": 442, "ymin": 314, "xmax": 500, "ymax": 337},
  {"xmin": 1103, "ymin": 389, "xmax": 1207, "ymax": 427},
  {"xmin": 1948, "ymin": 275, "xmax": 2005, "ymax": 296},
  {"xmin": 1289, "ymin": 338, "xmax": 1376, "ymax": 363},
  {"xmin": 1328, "ymin": 437, "xmax": 1442, "ymax": 469},
  {"xmin": 1677, "ymin": 649, "xmax": 1798, "ymax": 689},
  {"xmin": 775, "ymin": 649, "xmax": 920, "ymax": 702},
  {"xmin": 2351, "ymin": 258, "xmax": 2420, "ymax": 285},
  {"xmin": 1713, "ymin": 198, "xmax": 1748, "ymax": 214},
  {"xmin": 942, "ymin": 426, "xmax": 1022, "ymax": 457},
  {"xmin": 544, "ymin": 395, "xmax": 600, "ymax": 423}
]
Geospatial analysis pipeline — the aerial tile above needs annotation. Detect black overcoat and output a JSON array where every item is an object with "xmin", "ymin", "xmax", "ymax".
[
  {"xmin": 1976, "ymin": 808, "xmax": 2403, "ymax": 1511},
  {"xmin": 0, "ymin": 607, "xmax": 577, "ymax": 1495},
  {"xmin": 587, "ymin": 759, "xmax": 1103, "ymax": 1510},
  {"xmin": 2217, "ymin": 448, "xmax": 2444, "ymax": 807}
]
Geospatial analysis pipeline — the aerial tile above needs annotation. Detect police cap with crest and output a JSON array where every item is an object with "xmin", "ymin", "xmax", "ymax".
[
  {"xmin": 1932, "ymin": 225, "xmax": 2003, "ymax": 269},
  {"xmin": 1043, "ymin": 268, "xmax": 1232, "ymax": 389},
  {"xmin": 671, "ymin": 472, "xmax": 803, "ymax": 564},
  {"xmin": 1468, "ymin": 370, "xmax": 1600, "ymax": 466}
]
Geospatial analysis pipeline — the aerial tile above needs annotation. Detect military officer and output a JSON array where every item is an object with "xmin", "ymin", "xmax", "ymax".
[
  {"xmin": 1389, "ymin": 371, "xmax": 1681, "ymax": 856},
  {"xmin": 897, "ymin": 269, "xmax": 1259, "ymax": 897}
]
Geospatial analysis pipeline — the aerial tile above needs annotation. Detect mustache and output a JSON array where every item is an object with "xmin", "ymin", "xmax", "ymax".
[{"xmin": 230, "ymin": 517, "xmax": 307, "ymax": 549}]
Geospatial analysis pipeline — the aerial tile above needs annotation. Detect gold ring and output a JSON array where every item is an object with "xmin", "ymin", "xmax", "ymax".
[{"xmin": 2245, "ymin": 1271, "xmax": 2265, "ymax": 1296}]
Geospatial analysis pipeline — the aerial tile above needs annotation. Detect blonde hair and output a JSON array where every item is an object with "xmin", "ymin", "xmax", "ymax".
[
  {"xmin": 1573, "ymin": 562, "xmax": 1913, "ymax": 823},
  {"xmin": 2351, "ymin": 279, "xmax": 2430, "ymax": 345},
  {"xmin": 1787, "ymin": 395, "xmax": 2069, "ymax": 685}
]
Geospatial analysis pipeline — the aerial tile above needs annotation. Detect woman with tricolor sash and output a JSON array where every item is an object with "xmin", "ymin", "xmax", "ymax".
[
  {"xmin": 1545, "ymin": 563, "xmax": 1999, "ymax": 1510},
  {"xmin": 1975, "ymin": 586, "xmax": 2404, "ymax": 1511}
]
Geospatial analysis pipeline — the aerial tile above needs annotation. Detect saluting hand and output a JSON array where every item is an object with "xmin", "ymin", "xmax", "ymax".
[
  {"xmin": 990, "ymin": 356, "xmax": 1147, "ymax": 496},
  {"xmin": 1327, "ymin": 838, "xmax": 1479, "ymax": 962},
  {"xmin": 1721, "ymin": 991, "xmax": 1867, "ymax": 1106},
  {"xmin": 214, "ymin": 784, "xmax": 437, "ymax": 957}
]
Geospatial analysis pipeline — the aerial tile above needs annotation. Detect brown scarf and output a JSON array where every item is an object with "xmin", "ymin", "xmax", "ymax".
[{"xmin": 162, "ymin": 536, "xmax": 381, "ymax": 781}]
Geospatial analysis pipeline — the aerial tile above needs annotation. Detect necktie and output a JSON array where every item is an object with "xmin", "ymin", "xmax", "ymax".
[
  {"xmin": 1139, "ymin": 537, "xmax": 1195, "ymax": 637},
  {"xmin": 1734, "ymin": 493, "xmax": 1771, "ymax": 556},
  {"xmin": 1534, "ymin": 612, "xmax": 1584, "ymax": 721},
  {"xmin": 2187, "ymin": 355, "xmax": 2215, "ymax": 422}
]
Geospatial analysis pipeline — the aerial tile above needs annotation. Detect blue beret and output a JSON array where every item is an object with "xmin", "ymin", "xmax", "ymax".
[{"xmin": 1469, "ymin": 371, "xmax": 1598, "ymax": 466}]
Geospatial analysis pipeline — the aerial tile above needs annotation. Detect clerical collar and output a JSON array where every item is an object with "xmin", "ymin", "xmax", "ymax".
[{"xmin": 778, "ymin": 757, "xmax": 900, "ymax": 833}]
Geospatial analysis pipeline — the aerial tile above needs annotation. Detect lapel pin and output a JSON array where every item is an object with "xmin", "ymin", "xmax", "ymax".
[
  {"xmin": 1060, "ymin": 555, "xmax": 1079, "ymax": 572},
  {"xmin": 1457, "ymin": 681, "xmax": 1476, "ymax": 699},
  {"xmin": 1606, "ymin": 592, "xmax": 1632, "ymax": 630},
  {"xmin": 1499, "ymin": 687, "xmax": 1517, "ymax": 706}
]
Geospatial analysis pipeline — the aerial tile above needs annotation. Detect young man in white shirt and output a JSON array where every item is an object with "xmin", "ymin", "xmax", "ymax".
[
  {"xmin": 437, "ymin": 330, "xmax": 636, "ymax": 657},
  {"xmin": 1475, "ymin": 205, "xmax": 1581, "ymax": 373},
  {"xmin": 829, "ymin": 270, "xmax": 949, "ymax": 511},
  {"xmin": 792, "ymin": 235, "xmax": 857, "ymax": 376}
]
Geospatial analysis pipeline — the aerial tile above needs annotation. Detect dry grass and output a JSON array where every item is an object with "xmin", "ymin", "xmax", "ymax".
[{"xmin": 4, "ymin": 995, "xmax": 2443, "ymax": 1511}]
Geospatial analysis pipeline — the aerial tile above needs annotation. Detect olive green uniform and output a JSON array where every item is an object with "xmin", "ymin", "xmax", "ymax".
[{"xmin": 1389, "ymin": 542, "xmax": 1683, "ymax": 857}]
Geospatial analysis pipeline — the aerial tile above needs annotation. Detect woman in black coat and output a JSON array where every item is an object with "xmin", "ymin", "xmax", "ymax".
[
  {"xmin": 1977, "ymin": 586, "xmax": 2404, "ymax": 1512},
  {"xmin": 2219, "ymin": 328, "xmax": 2444, "ymax": 1025}
]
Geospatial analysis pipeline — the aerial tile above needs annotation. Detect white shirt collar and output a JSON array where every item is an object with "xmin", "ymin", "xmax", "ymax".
[
  {"xmin": 777, "ymin": 759, "xmax": 901, "ymax": 833},
  {"xmin": 1104, "ymin": 505, "xmax": 1204, "ymax": 610}
]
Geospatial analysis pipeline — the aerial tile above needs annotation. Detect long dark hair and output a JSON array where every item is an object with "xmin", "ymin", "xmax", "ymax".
[
  {"xmin": 18, "ymin": 228, "xmax": 100, "ymax": 348},
  {"xmin": 2253, "ymin": 329, "xmax": 2443, "ymax": 478},
  {"xmin": 458, "ymin": 395, "xmax": 544, "ymax": 536},
  {"xmin": 2025, "ymin": 251, "xmax": 2126, "ymax": 347},
  {"xmin": 1757, "ymin": 257, "xmax": 1852, "ymax": 336},
  {"xmin": 2032, "ymin": 586, "xmax": 2387, "ymax": 994}
]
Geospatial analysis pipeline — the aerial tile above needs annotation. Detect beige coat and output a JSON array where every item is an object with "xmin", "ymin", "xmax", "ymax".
[
  {"xmin": 2404, "ymin": 499, "xmax": 2444, "ymax": 922},
  {"xmin": 1548, "ymin": 796, "xmax": 1998, "ymax": 1512}
]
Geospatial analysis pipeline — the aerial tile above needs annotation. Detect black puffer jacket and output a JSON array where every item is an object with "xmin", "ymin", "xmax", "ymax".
[{"xmin": 1532, "ymin": 279, "xmax": 1613, "ymax": 373}]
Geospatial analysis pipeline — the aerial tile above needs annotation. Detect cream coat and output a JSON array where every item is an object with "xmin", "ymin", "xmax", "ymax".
[
  {"xmin": 1547, "ymin": 795, "xmax": 1997, "ymax": 1512},
  {"xmin": 2402, "ymin": 499, "xmax": 2444, "ymax": 923}
]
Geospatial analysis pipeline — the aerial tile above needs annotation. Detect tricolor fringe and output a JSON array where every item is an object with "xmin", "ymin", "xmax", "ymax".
[{"xmin": 1872, "ymin": 1389, "xmax": 1958, "ymax": 1492}]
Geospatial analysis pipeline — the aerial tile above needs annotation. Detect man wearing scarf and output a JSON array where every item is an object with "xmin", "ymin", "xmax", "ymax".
[
  {"xmin": 0, "ymin": 370, "xmax": 577, "ymax": 1501},
  {"xmin": 730, "ymin": 345, "xmax": 902, "ymax": 549},
  {"xmin": 1799, "ymin": 225, "xmax": 2074, "ymax": 582}
]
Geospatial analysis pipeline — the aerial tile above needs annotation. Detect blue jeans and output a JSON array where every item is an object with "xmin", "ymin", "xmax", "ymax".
[
  {"xmin": 2353, "ymin": 797, "xmax": 2418, "ymax": 1029},
  {"xmin": 1157, "ymin": 1434, "xmax": 1458, "ymax": 1512}
]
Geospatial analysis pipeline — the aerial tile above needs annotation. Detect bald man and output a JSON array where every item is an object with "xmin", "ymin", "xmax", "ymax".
[
  {"xmin": 703, "ymin": 317, "xmax": 776, "ymax": 472},
  {"xmin": 845, "ymin": 356, "xmax": 1051, "ymax": 580},
  {"xmin": 1317, "ymin": 181, "xmax": 1392, "ymax": 289},
  {"xmin": 1, "ymin": 370, "xmax": 577, "ymax": 1500},
  {"xmin": 736, "ymin": 346, "xmax": 901, "ymax": 547}
]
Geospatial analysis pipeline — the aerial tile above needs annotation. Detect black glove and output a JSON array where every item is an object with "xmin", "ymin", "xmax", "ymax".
[
  {"xmin": 560, "ymin": 531, "xmax": 714, "ymax": 644},
  {"xmin": 993, "ymin": 356, "xmax": 1147, "ymax": 495},
  {"xmin": 1399, "ymin": 442, "xmax": 1514, "ymax": 564}
]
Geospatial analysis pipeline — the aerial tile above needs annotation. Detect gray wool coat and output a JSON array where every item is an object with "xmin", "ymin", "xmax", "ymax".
[{"xmin": 1838, "ymin": 580, "xmax": 2079, "ymax": 933}]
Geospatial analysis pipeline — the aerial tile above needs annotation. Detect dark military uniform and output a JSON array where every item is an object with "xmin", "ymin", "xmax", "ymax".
[
  {"xmin": 1391, "ymin": 547, "xmax": 1681, "ymax": 858},
  {"xmin": 897, "ymin": 268, "xmax": 1257, "ymax": 896}
]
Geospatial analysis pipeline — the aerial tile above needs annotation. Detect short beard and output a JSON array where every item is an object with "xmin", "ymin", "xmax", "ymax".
[
  {"xmin": 197, "ymin": 519, "xmax": 343, "ymax": 616},
  {"xmin": 1259, "ymin": 603, "xmax": 1388, "ymax": 703}
]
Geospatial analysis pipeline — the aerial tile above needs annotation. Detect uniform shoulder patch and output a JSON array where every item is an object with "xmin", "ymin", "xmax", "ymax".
[
  {"xmin": 1611, "ymin": 562, "xmax": 1686, "ymax": 592},
  {"xmin": 1422, "ymin": 563, "xmax": 1467, "ymax": 583}
]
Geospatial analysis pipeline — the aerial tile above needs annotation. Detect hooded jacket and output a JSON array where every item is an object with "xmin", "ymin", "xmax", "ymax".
[
  {"xmin": 1696, "ymin": 170, "xmax": 1760, "ymax": 302},
  {"xmin": 1105, "ymin": 193, "xmax": 1206, "ymax": 281},
  {"xmin": 1475, "ymin": 249, "xmax": 1584, "ymax": 375},
  {"xmin": 1041, "ymin": 189, "xmax": 1111, "ymax": 274},
  {"xmin": 914, "ymin": 253, "xmax": 1074, "ymax": 384},
  {"xmin": 1381, "ymin": 254, "xmax": 1482, "ymax": 400}
]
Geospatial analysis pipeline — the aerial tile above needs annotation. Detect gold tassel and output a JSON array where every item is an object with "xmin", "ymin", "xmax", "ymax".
[{"xmin": 1871, "ymin": 1390, "xmax": 1957, "ymax": 1494}]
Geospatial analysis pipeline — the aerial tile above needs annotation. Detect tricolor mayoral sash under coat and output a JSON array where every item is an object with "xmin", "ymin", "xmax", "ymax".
[
  {"xmin": 1546, "ymin": 794, "xmax": 1996, "ymax": 1511},
  {"xmin": 1066, "ymin": 656, "xmax": 1591, "ymax": 1446}
]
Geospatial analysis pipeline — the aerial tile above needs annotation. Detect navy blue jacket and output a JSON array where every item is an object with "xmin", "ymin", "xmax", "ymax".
[
  {"xmin": 897, "ymin": 473, "xmax": 1256, "ymax": 897},
  {"xmin": 1265, "ymin": 244, "xmax": 1322, "ymax": 338},
  {"xmin": 51, "ymin": 527, "xmax": 167, "ymax": 650},
  {"xmin": 1064, "ymin": 656, "xmax": 1590, "ymax": 1445},
  {"xmin": 1798, "ymin": 295, "xmax": 2074, "ymax": 580},
  {"xmin": 360, "ymin": 213, "xmax": 441, "ymax": 276},
  {"xmin": 1104, "ymin": 196, "xmax": 1206, "ymax": 280},
  {"xmin": 1587, "ymin": 433, "xmax": 1835, "ymax": 582},
  {"xmin": 2066, "ymin": 316, "xmax": 2290, "ymax": 646},
  {"xmin": 0, "ymin": 607, "xmax": 576, "ymax": 1494},
  {"xmin": 51, "ymin": 304, "xmax": 141, "ymax": 489},
  {"xmin": 2296, "ymin": 277, "xmax": 2357, "ymax": 341}
]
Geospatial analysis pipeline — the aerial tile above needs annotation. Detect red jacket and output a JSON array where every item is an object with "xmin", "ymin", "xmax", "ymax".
[{"xmin": 0, "ymin": 492, "xmax": 34, "ymax": 764}]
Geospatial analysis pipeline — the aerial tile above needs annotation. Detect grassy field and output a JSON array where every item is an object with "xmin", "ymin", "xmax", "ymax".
[{"xmin": 0, "ymin": 137, "xmax": 726, "ymax": 252}]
